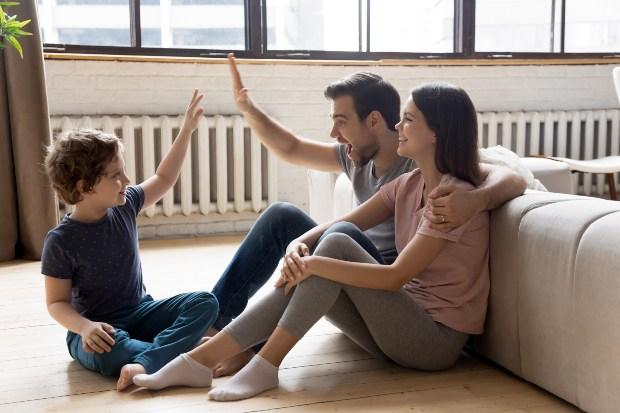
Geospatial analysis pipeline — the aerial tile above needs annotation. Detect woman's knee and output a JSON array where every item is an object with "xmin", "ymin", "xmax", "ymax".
[
  {"xmin": 313, "ymin": 232, "xmax": 356, "ymax": 259},
  {"xmin": 297, "ymin": 274, "xmax": 338, "ymax": 291},
  {"xmin": 323, "ymin": 221, "xmax": 362, "ymax": 238}
]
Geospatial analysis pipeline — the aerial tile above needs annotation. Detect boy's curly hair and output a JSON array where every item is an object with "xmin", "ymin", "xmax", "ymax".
[{"xmin": 45, "ymin": 129, "xmax": 123, "ymax": 205}]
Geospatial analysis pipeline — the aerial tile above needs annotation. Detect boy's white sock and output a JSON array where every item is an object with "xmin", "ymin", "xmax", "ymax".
[
  {"xmin": 133, "ymin": 353, "xmax": 212, "ymax": 390},
  {"xmin": 208, "ymin": 354, "xmax": 278, "ymax": 401}
]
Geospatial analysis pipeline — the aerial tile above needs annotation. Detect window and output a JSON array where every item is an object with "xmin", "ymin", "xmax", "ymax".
[
  {"xmin": 564, "ymin": 0, "xmax": 620, "ymax": 52},
  {"xmin": 264, "ymin": 0, "xmax": 454, "ymax": 54},
  {"xmin": 266, "ymin": 0, "xmax": 360, "ymax": 52},
  {"xmin": 140, "ymin": 0, "xmax": 245, "ymax": 49},
  {"xmin": 38, "ymin": 0, "xmax": 620, "ymax": 59},
  {"xmin": 38, "ymin": 0, "xmax": 131, "ymax": 46},
  {"xmin": 369, "ymin": 0, "xmax": 454, "ymax": 53},
  {"xmin": 476, "ymin": 0, "xmax": 557, "ymax": 53}
]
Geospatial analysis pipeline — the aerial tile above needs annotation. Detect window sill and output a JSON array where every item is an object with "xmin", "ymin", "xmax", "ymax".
[{"xmin": 44, "ymin": 52, "xmax": 620, "ymax": 66}]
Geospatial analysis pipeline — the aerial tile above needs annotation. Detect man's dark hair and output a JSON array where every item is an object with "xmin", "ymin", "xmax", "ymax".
[
  {"xmin": 411, "ymin": 83, "xmax": 481, "ymax": 186},
  {"xmin": 324, "ymin": 72, "xmax": 401, "ymax": 131}
]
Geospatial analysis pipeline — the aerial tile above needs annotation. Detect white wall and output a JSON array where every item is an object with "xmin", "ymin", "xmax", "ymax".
[{"xmin": 44, "ymin": 59, "xmax": 620, "ymax": 211}]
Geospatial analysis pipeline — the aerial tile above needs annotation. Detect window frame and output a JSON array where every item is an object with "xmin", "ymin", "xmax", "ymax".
[{"xmin": 41, "ymin": 0, "xmax": 620, "ymax": 61}]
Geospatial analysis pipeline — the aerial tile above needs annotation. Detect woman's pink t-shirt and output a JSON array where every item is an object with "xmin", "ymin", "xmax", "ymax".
[{"xmin": 379, "ymin": 169, "xmax": 490, "ymax": 334}]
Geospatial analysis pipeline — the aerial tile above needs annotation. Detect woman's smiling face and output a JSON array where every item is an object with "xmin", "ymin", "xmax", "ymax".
[{"xmin": 395, "ymin": 96, "xmax": 436, "ymax": 160}]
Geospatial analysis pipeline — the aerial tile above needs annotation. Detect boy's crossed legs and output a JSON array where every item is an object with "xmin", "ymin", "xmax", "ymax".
[{"xmin": 68, "ymin": 291, "xmax": 218, "ymax": 391}]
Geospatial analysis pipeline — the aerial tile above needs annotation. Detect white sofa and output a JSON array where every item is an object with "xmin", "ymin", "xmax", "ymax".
[
  {"xmin": 308, "ymin": 165, "xmax": 620, "ymax": 413},
  {"xmin": 473, "ymin": 190, "xmax": 620, "ymax": 413}
]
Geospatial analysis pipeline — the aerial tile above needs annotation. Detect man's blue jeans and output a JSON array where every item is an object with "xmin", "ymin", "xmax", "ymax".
[{"xmin": 211, "ymin": 202, "xmax": 384, "ymax": 331}]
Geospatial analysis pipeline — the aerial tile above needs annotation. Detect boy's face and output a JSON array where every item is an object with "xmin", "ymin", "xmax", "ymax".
[
  {"xmin": 329, "ymin": 95, "xmax": 380, "ymax": 167},
  {"xmin": 85, "ymin": 153, "xmax": 131, "ymax": 208}
]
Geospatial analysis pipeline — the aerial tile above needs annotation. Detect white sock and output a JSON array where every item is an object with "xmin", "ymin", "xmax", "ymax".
[
  {"xmin": 208, "ymin": 354, "xmax": 279, "ymax": 401},
  {"xmin": 133, "ymin": 353, "xmax": 212, "ymax": 390}
]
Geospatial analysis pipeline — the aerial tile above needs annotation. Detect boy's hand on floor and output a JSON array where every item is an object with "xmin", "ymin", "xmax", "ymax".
[{"xmin": 80, "ymin": 321, "xmax": 116, "ymax": 354}]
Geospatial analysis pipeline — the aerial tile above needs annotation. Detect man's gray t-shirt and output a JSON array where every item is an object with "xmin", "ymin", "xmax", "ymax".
[{"xmin": 335, "ymin": 144, "xmax": 414, "ymax": 263}]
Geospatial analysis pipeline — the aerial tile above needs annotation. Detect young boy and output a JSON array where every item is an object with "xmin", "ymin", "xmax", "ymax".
[{"xmin": 41, "ymin": 90, "xmax": 217, "ymax": 391}]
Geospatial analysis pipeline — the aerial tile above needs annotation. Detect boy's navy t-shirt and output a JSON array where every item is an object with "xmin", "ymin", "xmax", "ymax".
[{"xmin": 41, "ymin": 185, "xmax": 147, "ymax": 321}]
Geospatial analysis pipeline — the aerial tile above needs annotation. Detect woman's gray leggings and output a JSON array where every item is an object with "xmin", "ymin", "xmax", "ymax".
[{"xmin": 222, "ymin": 232, "xmax": 468, "ymax": 371}]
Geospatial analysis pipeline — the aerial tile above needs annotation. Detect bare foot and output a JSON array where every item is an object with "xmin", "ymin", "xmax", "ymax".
[
  {"xmin": 213, "ymin": 349, "xmax": 254, "ymax": 378},
  {"xmin": 193, "ymin": 335, "xmax": 211, "ymax": 349},
  {"xmin": 117, "ymin": 363, "xmax": 146, "ymax": 391}
]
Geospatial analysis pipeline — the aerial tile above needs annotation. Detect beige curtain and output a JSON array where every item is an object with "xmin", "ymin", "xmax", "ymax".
[{"xmin": 0, "ymin": 0, "xmax": 57, "ymax": 261}]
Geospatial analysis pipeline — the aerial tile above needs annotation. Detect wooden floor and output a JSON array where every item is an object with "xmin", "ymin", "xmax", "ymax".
[{"xmin": 0, "ymin": 236, "xmax": 580, "ymax": 413}]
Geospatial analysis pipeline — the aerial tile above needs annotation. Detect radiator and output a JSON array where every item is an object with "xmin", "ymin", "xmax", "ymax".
[
  {"xmin": 477, "ymin": 109, "xmax": 620, "ymax": 196},
  {"xmin": 52, "ymin": 108, "xmax": 620, "ymax": 225},
  {"xmin": 51, "ymin": 115, "xmax": 277, "ymax": 227}
]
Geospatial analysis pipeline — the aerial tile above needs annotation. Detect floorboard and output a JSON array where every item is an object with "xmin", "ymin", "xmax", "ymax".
[{"xmin": 0, "ymin": 237, "xmax": 579, "ymax": 412}]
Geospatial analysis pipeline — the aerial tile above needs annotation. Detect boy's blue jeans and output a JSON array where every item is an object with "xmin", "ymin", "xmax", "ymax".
[
  {"xmin": 67, "ymin": 291, "xmax": 218, "ymax": 375},
  {"xmin": 211, "ymin": 202, "xmax": 384, "ymax": 331}
]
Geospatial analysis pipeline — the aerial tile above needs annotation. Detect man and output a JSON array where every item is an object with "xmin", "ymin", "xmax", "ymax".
[{"xmin": 208, "ymin": 54, "xmax": 526, "ymax": 376}]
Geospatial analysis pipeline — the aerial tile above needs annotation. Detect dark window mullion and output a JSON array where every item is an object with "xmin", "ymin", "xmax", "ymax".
[
  {"xmin": 454, "ymin": 0, "xmax": 475, "ymax": 55},
  {"xmin": 129, "ymin": 0, "xmax": 141, "ymax": 48},
  {"xmin": 462, "ymin": 0, "xmax": 475, "ymax": 57},
  {"xmin": 246, "ymin": 0, "xmax": 262, "ymax": 54}
]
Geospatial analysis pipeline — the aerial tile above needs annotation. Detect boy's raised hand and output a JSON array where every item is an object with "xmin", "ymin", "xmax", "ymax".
[
  {"xmin": 180, "ymin": 89, "xmax": 205, "ymax": 134},
  {"xmin": 227, "ymin": 53, "xmax": 255, "ymax": 114}
]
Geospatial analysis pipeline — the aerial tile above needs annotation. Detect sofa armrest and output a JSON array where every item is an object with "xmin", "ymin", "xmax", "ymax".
[{"xmin": 520, "ymin": 157, "xmax": 573, "ymax": 194}]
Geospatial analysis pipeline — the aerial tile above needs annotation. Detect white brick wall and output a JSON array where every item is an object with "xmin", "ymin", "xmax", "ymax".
[{"xmin": 44, "ymin": 59, "xmax": 620, "ymax": 211}]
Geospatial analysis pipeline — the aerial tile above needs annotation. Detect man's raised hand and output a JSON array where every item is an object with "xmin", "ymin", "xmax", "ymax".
[{"xmin": 227, "ymin": 53, "xmax": 255, "ymax": 114}]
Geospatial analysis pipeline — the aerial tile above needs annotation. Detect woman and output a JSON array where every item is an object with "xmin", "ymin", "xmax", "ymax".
[{"xmin": 133, "ymin": 83, "xmax": 490, "ymax": 401}]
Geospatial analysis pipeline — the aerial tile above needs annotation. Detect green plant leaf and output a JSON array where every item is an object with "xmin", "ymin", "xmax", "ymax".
[
  {"xmin": 5, "ymin": 18, "xmax": 30, "ymax": 28},
  {"xmin": 4, "ymin": 33, "xmax": 23, "ymax": 58},
  {"xmin": 11, "ymin": 28, "xmax": 31, "ymax": 36},
  {"xmin": 0, "ymin": 2, "xmax": 21, "ymax": 6}
]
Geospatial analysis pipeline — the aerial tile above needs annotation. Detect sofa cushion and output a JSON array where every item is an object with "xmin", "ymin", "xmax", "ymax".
[
  {"xmin": 517, "ymin": 199, "xmax": 619, "ymax": 404},
  {"xmin": 473, "ymin": 192, "xmax": 585, "ymax": 373},
  {"xmin": 477, "ymin": 192, "xmax": 620, "ymax": 413},
  {"xmin": 574, "ymin": 210, "xmax": 620, "ymax": 413}
]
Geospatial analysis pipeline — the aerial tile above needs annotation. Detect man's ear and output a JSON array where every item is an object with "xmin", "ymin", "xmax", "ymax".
[{"xmin": 367, "ymin": 110, "xmax": 384, "ymax": 129}]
